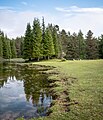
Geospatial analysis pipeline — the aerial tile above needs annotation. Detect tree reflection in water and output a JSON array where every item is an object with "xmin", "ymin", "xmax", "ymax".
[{"xmin": 0, "ymin": 63, "xmax": 52, "ymax": 119}]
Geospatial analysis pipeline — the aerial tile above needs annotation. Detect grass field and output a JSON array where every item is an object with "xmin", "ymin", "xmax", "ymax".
[{"xmin": 18, "ymin": 59, "xmax": 103, "ymax": 120}]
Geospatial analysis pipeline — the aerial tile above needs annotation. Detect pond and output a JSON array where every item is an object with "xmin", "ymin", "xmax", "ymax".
[{"xmin": 0, "ymin": 62, "xmax": 52, "ymax": 120}]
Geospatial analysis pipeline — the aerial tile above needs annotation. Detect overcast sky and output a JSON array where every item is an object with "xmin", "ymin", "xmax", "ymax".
[{"xmin": 0, "ymin": 0, "xmax": 103, "ymax": 38}]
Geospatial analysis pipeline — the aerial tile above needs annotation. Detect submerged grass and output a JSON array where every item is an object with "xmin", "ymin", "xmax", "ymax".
[{"xmin": 17, "ymin": 59, "xmax": 103, "ymax": 120}]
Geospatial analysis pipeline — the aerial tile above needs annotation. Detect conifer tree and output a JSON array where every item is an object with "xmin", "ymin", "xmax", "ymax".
[
  {"xmin": 23, "ymin": 23, "xmax": 33, "ymax": 60},
  {"xmin": 2, "ymin": 33, "xmax": 9, "ymax": 59},
  {"xmin": 99, "ymin": 34, "xmax": 103, "ymax": 58},
  {"xmin": 41, "ymin": 17, "xmax": 46, "ymax": 58},
  {"xmin": 44, "ymin": 27, "xmax": 55, "ymax": 59},
  {"xmin": 60, "ymin": 29, "xmax": 68, "ymax": 55},
  {"xmin": 6, "ymin": 38, "xmax": 11, "ymax": 59},
  {"xmin": 10, "ymin": 40, "xmax": 17, "ymax": 58},
  {"xmin": 86, "ymin": 30, "xmax": 98, "ymax": 59},
  {"xmin": 55, "ymin": 25, "xmax": 62, "ymax": 58},
  {"xmin": 66, "ymin": 33, "xmax": 78, "ymax": 59},
  {"xmin": 52, "ymin": 26, "xmax": 59, "ymax": 57},
  {"xmin": 77, "ymin": 30, "xmax": 86, "ymax": 59},
  {"xmin": 0, "ymin": 31, "xmax": 3, "ymax": 58},
  {"xmin": 32, "ymin": 18, "xmax": 42, "ymax": 61},
  {"xmin": 15, "ymin": 37, "xmax": 24, "ymax": 58}
]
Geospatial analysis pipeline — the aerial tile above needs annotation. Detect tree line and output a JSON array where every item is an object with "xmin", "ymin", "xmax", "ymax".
[
  {"xmin": 0, "ymin": 17, "xmax": 103, "ymax": 61},
  {"xmin": 0, "ymin": 31, "xmax": 17, "ymax": 59}
]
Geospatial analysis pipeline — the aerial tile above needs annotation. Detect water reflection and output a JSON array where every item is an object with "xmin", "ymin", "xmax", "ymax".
[{"xmin": 0, "ymin": 63, "xmax": 52, "ymax": 120}]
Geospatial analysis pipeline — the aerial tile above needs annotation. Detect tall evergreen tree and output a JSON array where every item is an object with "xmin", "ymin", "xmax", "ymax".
[
  {"xmin": 0, "ymin": 31, "xmax": 3, "ymax": 58},
  {"xmin": 2, "ymin": 33, "xmax": 9, "ymax": 59},
  {"xmin": 32, "ymin": 18, "xmax": 42, "ymax": 61},
  {"xmin": 77, "ymin": 30, "xmax": 86, "ymax": 59},
  {"xmin": 10, "ymin": 40, "xmax": 17, "ymax": 58},
  {"xmin": 60, "ymin": 29, "xmax": 68, "ymax": 55},
  {"xmin": 15, "ymin": 37, "xmax": 24, "ymax": 58},
  {"xmin": 66, "ymin": 33, "xmax": 78, "ymax": 59},
  {"xmin": 41, "ymin": 17, "xmax": 46, "ymax": 58},
  {"xmin": 23, "ymin": 23, "xmax": 33, "ymax": 60},
  {"xmin": 54, "ymin": 25, "xmax": 62, "ymax": 58},
  {"xmin": 6, "ymin": 38, "xmax": 11, "ymax": 59},
  {"xmin": 44, "ymin": 27, "xmax": 55, "ymax": 59},
  {"xmin": 86, "ymin": 30, "xmax": 98, "ymax": 59},
  {"xmin": 99, "ymin": 34, "xmax": 103, "ymax": 58},
  {"xmin": 52, "ymin": 26, "xmax": 59, "ymax": 57}
]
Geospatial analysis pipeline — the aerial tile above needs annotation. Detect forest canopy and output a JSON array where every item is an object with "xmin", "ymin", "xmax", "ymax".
[{"xmin": 0, "ymin": 17, "xmax": 103, "ymax": 61}]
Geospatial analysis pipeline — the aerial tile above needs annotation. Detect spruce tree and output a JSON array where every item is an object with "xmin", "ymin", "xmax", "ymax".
[
  {"xmin": 2, "ymin": 33, "xmax": 9, "ymax": 59},
  {"xmin": 52, "ymin": 26, "xmax": 59, "ymax": 57},
  {"xmin": 99, "ymin": 35, "xmax": 103, "ymax": 58},
  {"xmin": 10, "ymin": 40, "xmax": 17, "ymax": 58},
  {"xmin": 23, "ymin": 23, "xmax": 33, "ymax": 60},
  {"xmin": 41, "ymin": 17, "xmax": 46, "ymax": 58},
  {"xmin": 66, "ymin": 35, "xmax": 74, "ymax": 60},
  {"xmin": 66, "ymin": 33, "xmax": 78, "ymax": 59},
  {"xmin": 86, "ymin": 30, "xmax": 98, "ymax": 59},
  {"xmin": 7, "ymin": 39, "xmax": 11, "ymax": 59},
  {"xmin": 15, "ymin": 37, "xmax": 24, "ymax": 58},
  {"xmin": 0, "ymin": 31, "xmax": 3, "ymax": 58},
  {"xmin": 32, "ymin": 18, "xmax": 42, "ymax": 61},
  {"xmin": 55, "ymin": 25, "xmax": 62, "ymax": 58},
  {"xmin": 60, "ymin": 29, "xmax": 68, "ymax": 55},
  {"xmin": 77, "ymin": 30, "xmax": 86, "ymax": 59},
  {"xmin": 44, "ymin": 27, "xmax": 55, "ymax": 59}
]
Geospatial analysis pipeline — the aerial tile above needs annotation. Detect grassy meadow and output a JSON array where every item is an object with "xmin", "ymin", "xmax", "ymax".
[{"xmin": 18, "ymin": 59, "xmax": 103, "ymax": 120}]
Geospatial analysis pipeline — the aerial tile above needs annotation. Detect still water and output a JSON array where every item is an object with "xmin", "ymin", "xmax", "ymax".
[{"xmin": 0, "ymin": 63, "xmax": 52, "ymax": 120}]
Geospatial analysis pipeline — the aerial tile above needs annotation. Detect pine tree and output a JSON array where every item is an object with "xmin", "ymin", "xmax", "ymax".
[
  {"xmin": 99, "ymin": 35, "xmax": 103, "ymax": 58},
  {"xmin": 0, "ymin": 31, "xmax": 3, "ymax": 58},
  {"xmin": 15, "ymin": 37, "xmax": 24, "ymax": 58},
  {"xmin": 32, "ymin": 18, "xmax": 42, "ymax": 61},
  {"xmin": 52, "ymin": 26, "xmax": 59, "ymax": 57},
  {"xmin": 2, "ymin": 33, "xmax": 9, "ymax": 59},
  {"xmin": 86, "ymin": 30, "xmax": 98, "ymax": 59},
  {"xmin": 41, "ymin": 17, "xmax": 46, "ymax": 58},
  {"xmin": 77, "ymin": 30, "xmax": 86, "ymax": 59},
  {"xmin": 55, "ymin": 25, "xmax": 62, "ymax": 58},
  {"xmin": 23, "ymin": 23, "xmax": 33, "ymax": 60},
  {"xmin": 66, "ymin": 33, "xmax": 78, "ymax": 59},
  {"xmin": 6, "ymin": 38, "xmax": 11, "ymax": 59},
  {"xmin": 10, "ymin": 40, "xmax": 17, "ymax": 58},
  {"xmin": 66, "ymin": 36, "xmax": 74, "ymax": 60},
  {"xmin": 60, "ymin": 29, "xmax": 68, "ymax": 55},
  {"xmin": 44, "ymin": 27, "xmax": 55, "ymax": 59}
]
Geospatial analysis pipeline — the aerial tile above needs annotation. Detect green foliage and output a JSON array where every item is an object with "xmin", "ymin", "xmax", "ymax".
[
  {"xmin": 52, "ymin": 27, "xmax": 59, "ymax": 57},
  {"xmin": 77, "ymin": 30, "xmax": 86, "ymax": 59},
  {"xmin": 60, "ymin": 29, "xmax": 68, "ymax": 55},
  {"xmin": 99, "ymin": 34, "xmax": 103, "ymax": 58},
  {"xmin": 41, "ymin": 17, "xmax": 46, "ymax": 57},
  {"xmin": 2, "ymin": 34, "xmax": 9, "ymax": 59},
  {"xmin": 66, "ymin": 32, "xmax": 79, "ymax": 59},
  {"xmin": 44, "ymin": 27, "xmax": 55, "ymax": 58},
  {"xmin": 23, "ymin": 23, "xmax": 33, "ymax": 60},
  {"xmin": 7, "ymin": 39, "xmax": 12, "ymax": 59},
  {"xmin": 1, "ymin": 18, "xmax": 103, "ymax": 60},
  {"xmin": 10, "ymin": 40, "xmax": 17, "ymax": 58},
  {"xmin": 86, "ymin": 30, "xmax": 99, "ymax": 59},
  {"xmin": 32, "ymin": 18, "xmax": 42, "ymax": 61},
  {"xmin": 0, "ymin": 32, "xmax": 3, "ymax": 58},
  {"xmin": 15, "ymin": 37, "xmax": 24, "ymax": 58},
  {"xmin": 0, "ymin": 30, "xmax": 17, "ymax": 59}
]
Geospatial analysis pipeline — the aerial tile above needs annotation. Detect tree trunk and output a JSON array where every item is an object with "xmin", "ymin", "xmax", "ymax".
[{"xmin": 37, "ymin": 57, "xmax": 40, "ymax": 61}]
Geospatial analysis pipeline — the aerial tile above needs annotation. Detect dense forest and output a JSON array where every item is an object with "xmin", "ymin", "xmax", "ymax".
[{"xmin": 0, "ymin": 17, "xmax": 103, "ymax": 61}]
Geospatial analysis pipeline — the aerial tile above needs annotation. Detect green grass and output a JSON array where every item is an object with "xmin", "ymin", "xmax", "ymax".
[{"xmin": 18, "ymin": 59, "xmax": 103, "ymax": 120}]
